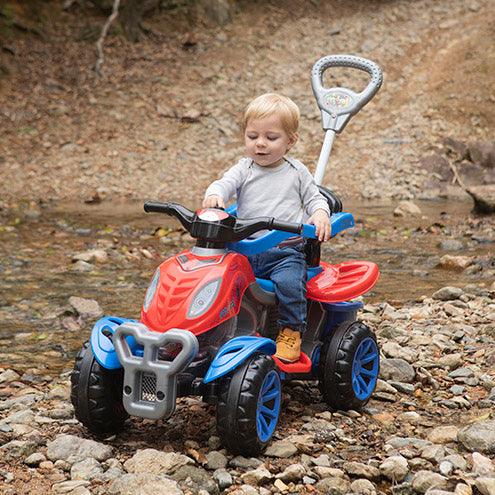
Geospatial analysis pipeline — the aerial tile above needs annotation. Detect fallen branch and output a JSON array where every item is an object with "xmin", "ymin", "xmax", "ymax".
[
  {"xmin": 448, "ymin": 160, "xmax": 467, "ymax": 190},
  {"xmin": 94, "ymin": 0, "xmax": 121, "ymax": 77}
]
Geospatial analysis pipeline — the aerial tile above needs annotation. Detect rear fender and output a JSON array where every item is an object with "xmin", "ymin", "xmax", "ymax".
[
  {"xmin": 90, "ymin": 316, "xmax": 139, "ymax": 370},
  {"xmin": 203, "ymin": 336, "xmax": 275, "ymax": 383}
]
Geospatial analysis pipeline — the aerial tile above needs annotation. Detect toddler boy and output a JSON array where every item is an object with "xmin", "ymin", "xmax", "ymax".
[{"xmin": 203, "ymin": 93, "xmax": 331, "ymax": 362}]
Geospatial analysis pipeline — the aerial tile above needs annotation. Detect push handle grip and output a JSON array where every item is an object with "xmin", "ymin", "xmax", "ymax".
[{"xmin": 311, "ymin": 54, "xmax": 383, "ymax": 132}]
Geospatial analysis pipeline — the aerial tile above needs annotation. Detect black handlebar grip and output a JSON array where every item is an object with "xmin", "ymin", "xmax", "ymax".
[
  {"xmin": 271, "ymin": 219, "xmax": 303, "ymax": 235},
  {"xmin": 143, "ymin": 201, "xmax": 172, "ymax": 214}
]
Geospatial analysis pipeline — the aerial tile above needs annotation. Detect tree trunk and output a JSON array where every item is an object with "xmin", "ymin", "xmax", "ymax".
[{"xmin": 121, "ymin": 0, "xmax": 143, "ymax": 42}]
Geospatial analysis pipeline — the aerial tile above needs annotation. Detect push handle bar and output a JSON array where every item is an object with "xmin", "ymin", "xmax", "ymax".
[{"xmin": 311, "ymin": 54, "xmax": 383, "ymax": 133}]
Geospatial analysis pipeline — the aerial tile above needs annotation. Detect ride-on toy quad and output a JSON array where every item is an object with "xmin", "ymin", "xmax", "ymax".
[{"xmin": 71, "ymin": 55, "xmax": 383, "ymax": 455}]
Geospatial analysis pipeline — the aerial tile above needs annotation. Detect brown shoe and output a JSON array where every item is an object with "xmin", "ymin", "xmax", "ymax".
[{"xmin": 275, "ymin": 327, "xmax": 301, "ymax": 363}]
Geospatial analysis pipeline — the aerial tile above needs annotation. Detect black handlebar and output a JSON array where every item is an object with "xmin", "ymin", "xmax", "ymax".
[
  {"xmin": 271, "ymin": 219, "xmax": 302, "ymax": 235},
  {"xmin": 143, "ymin": 201, "xmax": 173, "ymax": 214},
  {"xmin": 143, "ymin": 201, "xmax": 303, "ymax": 245}
]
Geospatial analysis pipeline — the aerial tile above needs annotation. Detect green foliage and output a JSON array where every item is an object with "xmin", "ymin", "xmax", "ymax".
[
  {"xmin": 19, "ymin": 125, "xmax": 38, "ymax": 135},
  {"xmin": 0, "ymin": 3, "xmax": 15, "ymax": 37}
]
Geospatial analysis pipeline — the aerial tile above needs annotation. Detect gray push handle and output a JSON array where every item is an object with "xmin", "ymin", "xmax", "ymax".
[{"xmin": 311, "ymin": 54, "xmax": 383, "ymax": 133}]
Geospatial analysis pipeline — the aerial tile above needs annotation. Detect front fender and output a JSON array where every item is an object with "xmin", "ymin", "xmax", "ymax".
[
  {"xmin": 203, "ymin": 336, "xmax": 276, "ymax": 384},
  {"xmin": 90, "ymin": 316, "xmax": 139, "ymax": 370}
]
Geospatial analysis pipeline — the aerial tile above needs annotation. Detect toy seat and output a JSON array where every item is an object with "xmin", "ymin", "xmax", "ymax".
[{"xmin": 255, "ymin": 260, "xmax": 378, "ymax": 304}]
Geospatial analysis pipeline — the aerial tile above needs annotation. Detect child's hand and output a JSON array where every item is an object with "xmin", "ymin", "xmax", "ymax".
[
  {"xmin": 308, "ymin": 209, "xmax": 331, "ymax": 242},
  {"xmin": 202, "ymin": 195, "xmax": 225, "ymax": 209}
]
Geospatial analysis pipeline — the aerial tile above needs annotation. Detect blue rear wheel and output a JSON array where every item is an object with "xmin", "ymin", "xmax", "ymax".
[
  {"xmin": 318, "ymin": 321, "xmax": 379, "ymax": 411},
  {"xmin": 352, "ymin": 337, "xmax": 379, "ymax": 400},
  {"xmin": 256, "ymin": 370, "xmax": 281, "ymax": 442},
  {"xmin": 217, "ymin": 353, "xmax": 281, "ymax": 456}
]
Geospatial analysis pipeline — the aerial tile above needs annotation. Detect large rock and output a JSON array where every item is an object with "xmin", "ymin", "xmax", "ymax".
[
  {"xmin": 468, "ymin": 141, "xmax": 495, "ymax": 168},
  {"xmin": 72, "ymin": 249, "xmax": 108, "ymax": 264},
  {"xmin": 68, "ymin": 297, "xmax": 103, "ymax": 320},
  {"xmin": 411, "ymin": 470, "xmax": 448, "ymax": 493},
  {"xmin": 276, "ymin": 463, "xmax": 306, "ymax": 482},
  {"xmin": 380, "ymin": 358, "xmax": 416, "ymax": 383},
  {"xmin": 46, "ymin": 435, "xmax": 113, "ymax": 464},
  {"xmin": 382, "ymin": 342, "xmax": 418, "ymax": 363},
  {"xmin": 108, "ymin": 473, "xmax": 183, "ymax": 495},
  {"xmin": 475, "ymin": 478, "xmax": 495, "ymax": 495},
  {"xmin": 426, "ymin": 426, "xmax": 459, "ymax": 444},
  {"xmin": 438, "ymin": 256, "xmax": 474, "ymax": 271},
  {"xmin": 0, "ymin": 440, "xmax": 37, "ymax": 460},
  {"xmin": 315, "ymin": 477, "xmax": 351, "ymax": 495},
  {"xmin": 472, "ymin": 452, "xmax": 495, "ymax": 475},
  {"xmin": 394, "ymin": 200, "xmax": 422, "ymax": 217},
  {"xmin": 240, "ymin": 465, "xmax": 273, "ymax": 485},
  {"xmin": 466, "ymin": 185, "xmax": 495, "ymax": 214},
  {"xmin": 264, "ymin": 440, "xmax": 298, "ymax": 458},
  {"xmin": 70, "ymin": 458, "xmax": 104, "ymax": 481},
  {"xmin": 432, "ymin": 287, "xmax": 464, "ymax": 300},
  {"xmin": 170, "ymin": 465, "xmax": 218, "ymax": 494},
  {"xmin": 124, "ymin": 449, "xmax": 193, "ymax": 475},
  {"xmin": 350, "ymin": 479, "xmax": 377, "ymax": 495},
  {"xmin": 343, "ymin": 461, "xmax": 380, "ymax": 480},
  {"xmin": 0, "ymin": 369, "xmax": 20, "ymax": 383},
  {"xmin": 458, "ymin": 421, "xmax": 495, "ymax": 454},
  {"xmin": 196, "ymin": 0, "xmax": 234, "ymax": 26},
  {"xmin": 379, "ymin": 455, "xmax": 409, "ymax": 482}
]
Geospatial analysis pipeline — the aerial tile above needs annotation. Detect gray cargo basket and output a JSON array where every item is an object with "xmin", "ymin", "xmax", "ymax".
[{"xmin": 114, "ymin": 322, "xmax": 199, "ymax": 420}]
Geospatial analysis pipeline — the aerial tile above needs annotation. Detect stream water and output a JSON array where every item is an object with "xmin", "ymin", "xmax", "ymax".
[{"xmin": 0, "ymin": 199, "xmax": 493, "ymax": 375}]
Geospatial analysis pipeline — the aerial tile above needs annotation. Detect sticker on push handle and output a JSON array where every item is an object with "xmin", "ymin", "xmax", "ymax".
[{"xmin": 324, "ymin": 91, "xmax": 353, "ymax": 111}]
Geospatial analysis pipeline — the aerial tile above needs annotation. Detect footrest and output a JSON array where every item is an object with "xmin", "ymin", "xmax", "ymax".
[{"xmin": 273, "ymin": 352, "xmax": 312, "ymax": 373}]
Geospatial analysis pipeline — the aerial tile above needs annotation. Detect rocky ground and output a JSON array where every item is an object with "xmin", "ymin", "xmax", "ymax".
[
  {"xmin": 0, "ymin": 282, "xmax": 494, "ymax": 495},
  {"xmin": 0, "ymin": 200, "xmax": 494, "ymax": 495},
  {"xmin": 0, "ymin": 0, "xmax": 494, "ymax": 493},
  {"xmin": 0, "ymin": 0, "xmax": 494, "ymax": 207}
]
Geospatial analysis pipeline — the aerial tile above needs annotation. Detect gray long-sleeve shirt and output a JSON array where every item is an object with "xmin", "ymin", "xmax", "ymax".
[{"xmin": 204, "ymin": 156, "xmax": 330, "ymax": 223}]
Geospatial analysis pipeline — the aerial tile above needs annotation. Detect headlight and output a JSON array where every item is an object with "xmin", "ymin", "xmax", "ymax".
[
  {"xmin": 143, "ymin": 268, "xmax": 160, "ymax": 312},
  {"xmin": 187, "ymin": 278, "xmax": 221, "ymax": 319}
]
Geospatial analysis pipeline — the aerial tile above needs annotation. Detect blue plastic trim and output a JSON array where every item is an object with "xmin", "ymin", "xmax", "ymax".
[
  {"xmin": 307, "ymin": 266, "xmax": 324, "ymax": 279},
  {"xmin": 225, "ymin": 204, "xmax": 237, "ymax": 216},
  {"xmin": 256, "ymin": 278, "xmax": 275, "ymax": 292},
  {"xmin": 227, "ymin": 212, "xmax": 355, "ymax": 256},
  {"xmin": 203, "ymin": 336, "xmax": 276, "ymax": 384},
  {"xmin": 227, "ymin": 229, "xmax": 314, "ymax": 256},
  {"xmin": 330, "ymin": 212, "xmax": 355, "ymax": 237},
  {"xmin": 323, "ymin": 301, "xmax": 364, "ymax": 312},
  {"xmin": 256, "ymin": 370, "xmax": 281, "ymax": 442},
  {"xmin": 90, "ymin": 316, "xmax": 139, "ymax": 370},
  {"xmin": 255, "ymin": 265, "xmax": 323, "ymax": 294},
  {"xmin": 352, "ymin": 337, "xmax": 379, "ymax": 400},
  {"xmin": 322, "ymin": 301, "xmax": 364, "ymax": 337}
]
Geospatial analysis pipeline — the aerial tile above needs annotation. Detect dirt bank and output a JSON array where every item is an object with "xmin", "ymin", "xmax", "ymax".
[{"xmin": 0, "ymin": 0, "xmax": 494, "ymax": 207}]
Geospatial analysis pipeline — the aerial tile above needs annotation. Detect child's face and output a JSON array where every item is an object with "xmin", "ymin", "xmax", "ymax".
[{"xmin": 244, "ymin": 114, "xmax": 297, "ymax": 167}]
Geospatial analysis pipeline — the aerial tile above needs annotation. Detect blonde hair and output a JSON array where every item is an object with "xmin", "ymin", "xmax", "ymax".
[{"xmin": 243, "ymin": 93, "xmax": 300, "ymax": 137}]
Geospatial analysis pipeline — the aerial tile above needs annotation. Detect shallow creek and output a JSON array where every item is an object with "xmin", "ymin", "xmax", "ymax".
[{"xmin": 0, "ymin": 199, "xmax": 492, "ymax": 374}]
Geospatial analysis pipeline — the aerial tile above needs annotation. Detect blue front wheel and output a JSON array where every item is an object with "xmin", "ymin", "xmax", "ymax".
[{"xmin": 217, "ymin": 353, "xmax": 281, "ymax": 456}]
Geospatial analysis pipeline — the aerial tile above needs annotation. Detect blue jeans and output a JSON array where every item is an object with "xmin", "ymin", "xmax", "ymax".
[{"xmin": 248, "ymin": 243, "xmax": 307, "ymax": 333}]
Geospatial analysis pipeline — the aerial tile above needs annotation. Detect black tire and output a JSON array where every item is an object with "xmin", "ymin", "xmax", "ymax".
[
  {"xmin": 318, "ymin": 321, "xmax": 379, "ymax": 411},
  {"xmin": 70, "ymin": 341, "xmax": 128, "ymax": 435},
  {"xmin": 217, "ymin": 353, "xmax": 281, "ymax": 456}
]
